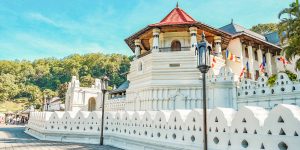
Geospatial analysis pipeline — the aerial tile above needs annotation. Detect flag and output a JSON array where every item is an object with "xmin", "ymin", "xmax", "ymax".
[
  {"xmin": 246, "ymin": 61, "xmax": 249, "ymax": 72},
  {"xmin": 236, "ymin": 56, "xmax": 241, "ymax": 63},
  {"xmin": 213, "ymin": 57, "xmax": 217, "ymax": 63},
  {"xmin": 277, "ymin": 56, "xmax": 289, "ymax": 65},
  {"xmin": 240, "ymin": 61, "xmax": 249, "ymax": 78},
  {"xmin": 259, "ymin": 57, "xmax": 266, "ymax": 73},
  {"xmin": 211, "ymin": 56, "xmax": 217, "ymax": 68},
  {"xmin": 240, "ymin": 67, "xmax": 246, "ymax": 78},
  {"xmin": 226, "ymin": 49, "xmax": 240, "ymax": 63},
  {"xmin": 225, "ymin": 49, "xmax": 230, "ymax": 59}
]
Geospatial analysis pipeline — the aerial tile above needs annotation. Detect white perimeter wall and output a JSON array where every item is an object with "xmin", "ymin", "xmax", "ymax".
[{"xmin": 26, "ymin": 104, "xmax": 300, "ymax": 150}]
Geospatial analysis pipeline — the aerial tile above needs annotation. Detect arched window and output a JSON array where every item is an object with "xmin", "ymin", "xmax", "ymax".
[
  {"xmin": 88, "ymin": 97, "xmax": 96, "ymax": 111},
  {"xmin": 171, "ymin": 40, "xmax": 181, "ymax": 51}
]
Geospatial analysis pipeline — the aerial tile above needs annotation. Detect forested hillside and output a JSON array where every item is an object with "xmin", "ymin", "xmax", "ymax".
[{"xmin": 0, "ymin": 53, "xmax": 132, "ymax": 110}]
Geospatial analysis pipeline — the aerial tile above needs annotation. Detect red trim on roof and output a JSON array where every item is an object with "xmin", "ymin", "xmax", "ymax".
[{"xmin": 150, "ymin": 7, "xmax": 197, "ymax": 27}]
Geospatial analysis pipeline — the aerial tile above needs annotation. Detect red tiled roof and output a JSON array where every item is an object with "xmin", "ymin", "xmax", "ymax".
[{"xmin": 150, "ymin": 7, "xmax": 197, "ymax": 27}]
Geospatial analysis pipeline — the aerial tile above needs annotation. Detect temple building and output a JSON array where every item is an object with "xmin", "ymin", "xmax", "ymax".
[
  {"xmin": 65, "ymin": 5, "xmax": 299, "ymax": 112},
  {"xmin": 28, "ymin": 5, "xmax": 300, "ymax": 149}
]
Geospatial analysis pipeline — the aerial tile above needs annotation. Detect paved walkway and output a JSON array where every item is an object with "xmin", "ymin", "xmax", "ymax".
[{"xmin": 0, "ymin": 124, "xmax": 121, "ymax": 150}]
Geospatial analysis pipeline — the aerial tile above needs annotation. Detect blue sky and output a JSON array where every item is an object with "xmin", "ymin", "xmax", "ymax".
[{"xmin": 0, "ymin": 0, "xmax": 294, "ymax": 60}]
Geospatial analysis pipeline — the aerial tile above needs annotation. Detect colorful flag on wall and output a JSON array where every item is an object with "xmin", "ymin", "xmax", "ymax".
[
  {"xmin": 259, "ymin": 57, "xmax": 266, "ymax": 73},
  {"xmin": 240, "ymin": 67, "xmax": 246, "ymax": 78},
  {"xmin": 225, "ymin": 49, "xmax": 241, "ymax": 63},
  {"xmin": 211, "ymin": 56, "xmax": 217, "ymax": 68},
  {"xmin": 277, "ymin": 56, "xmax": 289, "ymax": 65},
  {"xmin": 240, "ymin": 61, "xmax": 249, "ymax": 78},
  {"xmin": 246, "ymin": 61, "xmax": 249, "ymax": 72}
]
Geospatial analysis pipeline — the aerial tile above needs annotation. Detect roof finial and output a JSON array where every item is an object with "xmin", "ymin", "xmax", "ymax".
[
  {"xmin": 176, "ymin": 2, "xmax": 179, "ymax": 8},
  {"xmin": 231, "ymin": 18, "xmax": 233, "ymax": 24}
]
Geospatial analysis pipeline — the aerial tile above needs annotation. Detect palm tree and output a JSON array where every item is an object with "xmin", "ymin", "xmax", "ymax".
[{"xmin": 278, "ymin": 0, "xmax": 300, "ymax": 69}]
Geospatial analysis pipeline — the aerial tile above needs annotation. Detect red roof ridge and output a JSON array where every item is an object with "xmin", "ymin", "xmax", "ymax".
[{"xmin": 150, "ymin": 7, "xmax": 197, "ymax": 27}]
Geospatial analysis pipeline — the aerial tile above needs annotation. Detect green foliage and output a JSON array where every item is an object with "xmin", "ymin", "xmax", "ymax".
[
  {"xmin": 80, "ymin": 75, "xmax": 95, "ymax": 87},
  {"xmin": 0, "ymin": 53, "xmax": 131, "ymax": 108},
  {"xmin": 250, "ymin": 23, "xmax": 278, "ymax": 35},
  {"xmin": 278, "ymin": 1, "xmax": 300, "ymax": 69},
  {"xmin": 267, "ymin": 74, "xmax": 277, "ymax": 87},
  {"xmin": 0, "ymin": 74, "xmax": 19, "ymax": 102},
  {"xmin": 58, "ymin": 83, "xmax": 68, "ymax": 103},
  {"xmin": 267, "ymin": 70, "xmax": 298, "ymax": 87},
  {"xmin": 285, "ymin": 70, "xmax": 297, "ymax": 81},
  {"xmin": 43, "ymin": 89, "xmax": 57, "ymax": 99}
]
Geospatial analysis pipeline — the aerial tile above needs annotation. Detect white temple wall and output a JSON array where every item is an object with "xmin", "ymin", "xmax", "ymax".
[
  {"xmin": 159, "ymin": 32, "xmax": 190, "ymax": 48},
  {"xmin": 26, "ymin": 104, "xmax": 300, "ymax": 150},
  {"xmin": 65, "ymin": 67, "xmax": 300, "ymax": 113},
  {"xmin": 225, "ymin": 38, "xmax": 243, "ymax": 78},
  {"xmin": 65, "ymin": 76, "xmax": 102, "ymax": 111},
  {"xmin": 126, "ymin": 48, "xmax": 234, "ymax": 111}
]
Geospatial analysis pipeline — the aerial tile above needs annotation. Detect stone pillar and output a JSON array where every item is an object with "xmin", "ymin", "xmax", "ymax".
[
  {"xmin": 214, "ymin": 36, "xmax": 222, "ymax": 56},
  {"xmin": 134, "ymin": 39, "xmax": 141, "ymax": 58},
  {"xmin": 266, "ymin": 51, "xmax": 273, "ymax": 75},
  {"xmin": 247, "ymin": 44, "xmax": 255, "ymax": 80},
  {"xmin": 257, "ymin": 46, "xmax": 263, "ymax": 75},
  {"xmin": 189, "ymin": 27, "xmax": 197, "ymax": 51},
  {"xmin": 152, "ymin": 28, "xmax": 160, "ymax": 52}
]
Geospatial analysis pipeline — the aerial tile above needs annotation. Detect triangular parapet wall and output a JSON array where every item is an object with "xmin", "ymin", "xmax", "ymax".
[
  {"xmin": 26, "ymin": 104, "xmax": 300, "ymax": 150},
  {"xmin": 237, "ymin": 72, "xmax": 300, "ymax": 110}
]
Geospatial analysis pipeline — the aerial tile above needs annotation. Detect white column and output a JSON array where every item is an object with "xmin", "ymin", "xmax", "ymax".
[
  {"xmin": 266, "ymin": 51, "xmax": 273, "ymax": 75},
  {"xmin": 134, "ymin": 39, "xmax": 141, "ymax": 58},
  {"xmin": 257, "ymin": 46, "xmax": 263, "ymax": 75},
  {"xmin": 247, "ymin": 44, "xmax": 255, "ymax": 80},
  {"xmin": 152, "ymin": 28, "xmax": 160, "ymax": 52},
  {"xmin": 239, "ymin": 44, "xmax": 245, "ymax": 79},
  {"xmin": 189, "ymin": 27, "xmax": 197, "ymax": 51},
  {"xmin": 214, "ymin": 36, "xmax": 222, "ymax": 56}
]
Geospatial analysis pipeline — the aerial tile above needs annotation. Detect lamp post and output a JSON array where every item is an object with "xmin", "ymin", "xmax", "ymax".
[
  {"xmin": 195, "ymin": 32, "xmax": 212, "ymax": 150},
  {"xmin": 46, "ymin": 96, "xmax": 50, "ymax": 111},
  {"xmin": 100, "ymin": 75, "xmax": 109, "ymax": 145}
]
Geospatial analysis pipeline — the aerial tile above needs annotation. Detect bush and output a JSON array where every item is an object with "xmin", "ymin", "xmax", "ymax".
[
  {"xmin": 285, "ymin": 70, "xmax": 297, "ymax": 81},
  {"xmin": 267, "ymin": 70, "xmax": 297, "ymax": 87},
  {"xmin": 267, "ymin": 74, "xmax": 277, "ymax": 87}
]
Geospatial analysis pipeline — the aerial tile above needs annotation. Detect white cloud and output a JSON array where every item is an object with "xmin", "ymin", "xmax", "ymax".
[{"xmin": 27, "ymin": 12, "xmax": 60, "ymax": 27}]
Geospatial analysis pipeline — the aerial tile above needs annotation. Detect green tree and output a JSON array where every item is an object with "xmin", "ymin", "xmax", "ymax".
[
  {"xmin": 278, "ymin": 0, "xmax": 300, "ymax": 70},
  {"xmin": 80, "ymin": 75, "xmax": 95, "ymax": 87},
  {"xmin": 250, "ymin": 23, "xmax": 278, "ymax": 35},
  {"xmin": 57, "ymin": 83, "xmax": 69, "ymax": 103},
  {"xmin": 43, "ymin": 89, "xmax": 57, "ymax": 99},
  {"xmin": 0, "ymin": 74, "xmax": 19, "ymax": 102},
  {"xmin": 0, "ymin": 52, "xmax": 131, "ymax": 108}
]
